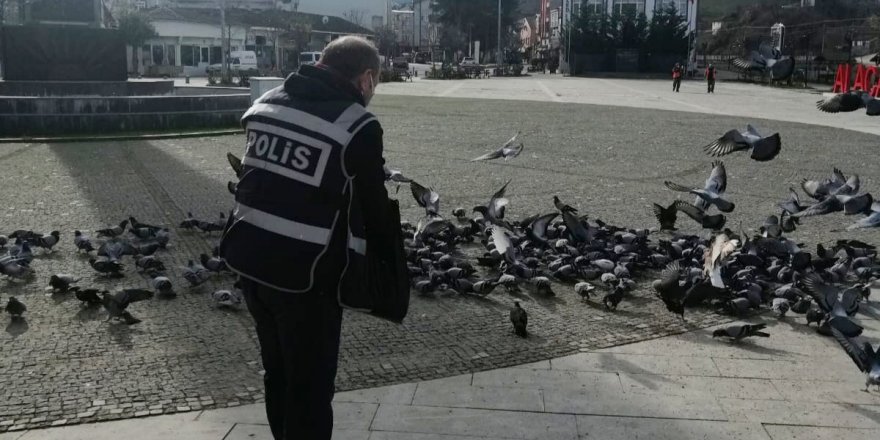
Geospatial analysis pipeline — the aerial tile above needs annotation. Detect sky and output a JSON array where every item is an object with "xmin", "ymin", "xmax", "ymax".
[{"xmin": 295, "ymin": 0, "xmax": 389, "ymax": 21}]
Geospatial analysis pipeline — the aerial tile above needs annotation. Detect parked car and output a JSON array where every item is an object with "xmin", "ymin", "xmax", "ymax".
[
  {"xmin": 414, "ymin": 52, "xmax": 429, "ymax": 64},
  {"xmin": 298, "ymin": 51, "xmax": 322, "ymax": 66},
  {"xmin": 207, "ymin": 51, "xmax": 259, "ymax": 75},
  {"xmin": 460, "ymin": 57, "xmax": 479, "ymax": 67},
  {"xmin": 392, "ymin": 57, "xmax": 409, "ymax": 70}
]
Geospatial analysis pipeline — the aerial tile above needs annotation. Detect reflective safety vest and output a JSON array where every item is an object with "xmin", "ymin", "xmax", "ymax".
[{"xmin": 221, "ymin": 86, "xmax": 377, "ymax": 295}]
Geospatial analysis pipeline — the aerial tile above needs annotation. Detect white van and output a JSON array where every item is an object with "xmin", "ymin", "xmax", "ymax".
[
  {"xmin": 207, "ymin": 51, "xmax": 259, "ymax": 74},
  {"xmin": 299, "ymin": 51, "xmax": 322, "ymax": 66}
]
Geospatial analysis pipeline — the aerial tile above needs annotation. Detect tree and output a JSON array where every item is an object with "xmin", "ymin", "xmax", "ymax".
[
  {"xmin": 117, "ymin": 12, "xmax": 157, "ymax": 73},
  {"xmin": 431, "ymin": 0, "xmax": 517, "ymax": 57},
  {"xmin": 375, "ymin": 25, "xmax": 399, "ymax": 65},
  {"xmin": 343, "ymin": 9, "xmax": 366, "ymax": 27},
  {"xmin": 644, "ymin": 3, "xmax": 687, "ymax": 56}
]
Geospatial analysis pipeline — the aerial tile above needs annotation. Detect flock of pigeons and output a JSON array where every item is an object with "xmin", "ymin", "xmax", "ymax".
[
  {"xmin": 0, "ymin": 215, "xmax": 245, "ymax": 326},
  {"xmin": 2, "ymin": 124, "xmax": 879, "ymax": 393},
  {"xmin": 384, "ymin": 126, "xmax": 879, "ymax": 392}
]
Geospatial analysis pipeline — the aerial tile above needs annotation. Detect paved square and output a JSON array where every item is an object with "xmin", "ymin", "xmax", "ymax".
[{"xmin": 2, "ymin": 76, "xmax": 880, "ymax": 434}]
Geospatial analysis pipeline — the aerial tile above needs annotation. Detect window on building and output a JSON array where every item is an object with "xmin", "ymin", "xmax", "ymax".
[
  {"xmin": 141, "ymin": 44, "xmax": 152, "ymax": 67},
  {"xmin": 201, "ymin": 47, "xmax": 209, "ymax": 64},
  {"xmin": 210, "ymin": 46, "xmax": 222, "ymax": 64},
  {"xmin": 612, "ymin": 0, "xmax": 645, "ymax": 15},
  {"xmin": 659, "ymin": 0, "xmax": 687, "ymax": 15},
  {"xmin": 152, "ymin": 44, "xmax": 164, "ymax": 65},
  {"xmin": 584, "ymin": 0, "xmax": 604, "ymax": 14},
  {"xmin": 181, "ymin": 45, "xmax": 199, "ymax": 67}
]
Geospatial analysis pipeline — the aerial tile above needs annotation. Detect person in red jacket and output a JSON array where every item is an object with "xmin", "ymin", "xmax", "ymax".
[
  {"xmin": 672, "ymin": 63, "xmax": 682, "ymax": 92},
  {"xmin": 706, "ymin": 63, "xmax": 717, "ymax": 93}
]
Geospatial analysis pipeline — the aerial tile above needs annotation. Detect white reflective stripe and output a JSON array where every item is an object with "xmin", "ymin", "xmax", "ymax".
[
  {"xmin": 334, "ymin": 103, "xmax": 369, "ymax": 129},
  {"xmin": 348, "ymin": 233, "xmax": 367, "ymax": 256},
  {"xmin": 349, "ymin": 116, "xmax": 378, "ymax": 135},
  {"xmin": 244, "ymin": 103, "xmax": 350, "ymax": 145},
  {"xmin": 234, "ymin": 203, "xmax": 331, "ymax": 246}
]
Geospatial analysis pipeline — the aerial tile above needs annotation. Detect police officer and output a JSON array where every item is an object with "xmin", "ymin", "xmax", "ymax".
[{"xmin": 220, "ymin": 36, "xmax": 391, "ymax": 439}]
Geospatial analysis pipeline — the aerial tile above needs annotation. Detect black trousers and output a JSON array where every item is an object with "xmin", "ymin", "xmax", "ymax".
[
  {"xmin": 708, "ymin": 79, "xmax": 715, "ymax": 93},
  {"xmin": 673, "ymin": 78, "xmax": 681, "ymax": 92},
  {"xmin": 241, "ymin": 278, "xmax": 343, "ymax": 440}
]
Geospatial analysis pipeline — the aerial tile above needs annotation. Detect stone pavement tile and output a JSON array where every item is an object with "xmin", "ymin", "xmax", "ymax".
[
  {"xmin": 416, "ymin": 374, "xmax": 473, "ymax": 388},
  {"xmin": 542, "ymin": 386, "xmax": 727, "ymax": 420},
  {"xmin": 618, "ymin": 373, "xmax": 784, "ymax": 401},
  {"xmin": 508, "ymin": 360, "xmax": 552, "ymax": 370},
  {"xmin": 550, "ymin": 352, "xmax": 720, "ymax": 376},
  {"xmin": 369, "ymin": 433, "xmax": 510, "ymax": 440},
  {"xmin": 719, "ymin": 398, "xmax": 880, "ymax": 429},
  {"xmin": 771, "ymin": 380, "xmax": 880, "ymax": 405},
  {"xmin": 223, "ymin": 424, "xmax": 369, "ymax": 440},
  {"xmin": 0, "ymin": 433, "xmax": 24, "ymax": 440},
  {"xmin": 763, "ymin": 424, "xmax": 880, "ymax": 440},
  {"xmin": 11, "ymin": 412, "xmax": 228, "ymax": 440},
  {"xmin": 472, "ymin": 368, "xmax": 622, "ymax": 391},
  {"xmin": 712, "ymin": 358, "xmax": 863, "ymax": 382},
  {"xmin": 411, "ymin": 383, "xmax": 544, "ymax": 412},
  {"xmin": 576, "ymin": 416, "xmax": 770, "ymax": 440},
  {"xmin": 370, "ymin": 404, "xmax": 578, "ymax": 439},
  {"xmin": 194, "ymin": 402, "xmax": 377, "ymax": 431},
  {"xmin": 335, "ymin": 383, "xmax": 418, "ymax": 405}
]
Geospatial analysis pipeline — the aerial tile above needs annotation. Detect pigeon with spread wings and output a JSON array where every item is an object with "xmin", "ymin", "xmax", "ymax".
[{"xmin": 703, "ymin": 126, "xmax": 781, "ymax": 161}]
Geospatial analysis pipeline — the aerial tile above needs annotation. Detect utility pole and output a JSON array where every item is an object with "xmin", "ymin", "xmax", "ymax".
[
  {"xmin": 497, "ymin": 0, "xmax": 502, "ymax": 67},
  {"xmin": 220, "ymin": 0, "xmax": 228, "ymax": 83}
]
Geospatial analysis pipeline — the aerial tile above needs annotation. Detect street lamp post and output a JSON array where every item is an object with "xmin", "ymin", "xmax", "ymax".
[{"xmin": 497, "ymin": 0, "xmax": 502, "ymax": 69}]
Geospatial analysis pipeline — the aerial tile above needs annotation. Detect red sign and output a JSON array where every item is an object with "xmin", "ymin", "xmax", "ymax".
[{"xmin": 833, "ymin": 63, "xmax": 880, "ymax": 97}]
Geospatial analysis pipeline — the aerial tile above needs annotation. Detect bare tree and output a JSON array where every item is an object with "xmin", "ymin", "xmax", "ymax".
[{"xmin": 343, "ymin": 8, "xmax": 366, "ymax": 27}]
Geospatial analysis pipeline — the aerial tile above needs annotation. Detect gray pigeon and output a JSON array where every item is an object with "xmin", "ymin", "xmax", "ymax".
[
  {"xmin": 5, "ymin": 297, "xmax": 26, "ymax": 318},
  {"xmin": 510, "ymin": 301, "xmax": 528, "ymax": 337},
  {"xmin": 211, "ymin": 283, "xmax": 243, "ymax": 308},
  {"xmin": 712, "ymin": 323, "xmax": 770, "ymax": 341},
  {"xmin": 830, "ymin": 328, "xmax": 880, "ymax": 392},
  {"xmin": 703, "ymin": 125, "xmax": 781, "ymax": 161},
  {"xmin": 49, "ymin": 274, "xmax": 80, "ymax": 293},
  {"xmin": 73, "ymin": 230, "xmax": 94, "ymax": 253},
  {"xmin": 665, "ymin": 161, "xmax": 734, "ymax": 213},
  {"xmin": 471, "ymin": 132, "xmax": 523, "ymax": 161},
  {"xmin": 817, "ymin": 91, "xmax": 880, "ymax": 116},
  {"xmin": 102, "ymin": 289, "xmax": 153, "ymax": 325}
]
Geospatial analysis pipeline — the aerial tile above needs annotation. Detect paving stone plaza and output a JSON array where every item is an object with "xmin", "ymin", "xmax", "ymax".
[{"xmin": 2, "ymin": 76, "xmax": 880, "ymax": 439}]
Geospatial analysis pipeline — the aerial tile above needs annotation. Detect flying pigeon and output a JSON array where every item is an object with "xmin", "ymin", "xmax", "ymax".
[
  {"xmin": 712, "ymin": 323, "xmax": 770, "ymax": 341},
  {"xmin": 704, "ymin": 234, "xmax": 739, "ymax": 288},
  {"xmin": 410, "ymin": 181, "xmax": 441, "ymax": 216},
  {"xmin": 817, "ymin": 91, "xmax": 880, "ymax": 116},
  {"xmin": 473, "ymin": 180, "xmax": 513, "ymax": 229},
  {"xmin": 665, "ymin": 161, "xmax": 734, "ymax": 213},
  {"xmin": 652, "ymin": 202, "xmax": 678, "ymax": 230},
  {"xmin": 471, "ymin": 132, "xmax": 523, "ymax": 161},
  {"xmin": 553, "ymin": 196, "xmax": 577, "ymax": 214},
  {"xmin": 509, "ymin": 301, "xmax": 528, "ymax": 338},
  {"xmin": 703, "ymin": 125, "xmax": 781, "ymax": 161},
  {"xmin": 830, "ymin": 328, "xmax": 880, "ymax": 392},
  {"xmin": 227, "ymin": 152, "xmax": 243, "ymax": 178},
  {"xmin": 652, "ymin": 261, "xmax": 687, "ymax": 319}
]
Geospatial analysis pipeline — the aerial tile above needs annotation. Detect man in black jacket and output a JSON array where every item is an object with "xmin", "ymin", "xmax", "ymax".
[{"xmin": 220, "ymin": 36, "xmax": 390, "ymax": 439}]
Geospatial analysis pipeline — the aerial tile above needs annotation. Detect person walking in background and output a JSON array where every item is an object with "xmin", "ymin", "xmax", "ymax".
[
  {"xmin": 672, "ymin": 63, "xmax": 683, "ymax": 92},
  {"xmin": 706, "ymin": 63, "xmax": 717, "ymax": 93}
]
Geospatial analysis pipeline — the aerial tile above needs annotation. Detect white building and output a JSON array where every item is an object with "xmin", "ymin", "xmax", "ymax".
[
  {"xmin": 391, "ymin": 8, "xmax": 414, "ymax": 47},
  {"xmin": 412, "ymin": 0, "xmax": 439, "ymax": 51},
  {"xmin": 573, "ymin": 0, "xmax": 697, "ymax": 31}
]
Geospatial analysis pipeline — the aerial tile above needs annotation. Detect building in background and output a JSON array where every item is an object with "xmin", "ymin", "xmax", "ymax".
[{"xmin": 390, "ymin": 7, "xmax": 414, "ymax": 50}]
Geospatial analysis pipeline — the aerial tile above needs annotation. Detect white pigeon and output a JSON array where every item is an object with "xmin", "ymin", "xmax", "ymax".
[
  {"xmin": 471, "ymin": 132, "xmax": 524, "ymax": 161},
  {"xmin": 211, "ymin": 285, "xmax": 243, "ymax": 308},
  {"xmin": 704, "ymin": 234, "xmax": 739, "ymax": 288}
]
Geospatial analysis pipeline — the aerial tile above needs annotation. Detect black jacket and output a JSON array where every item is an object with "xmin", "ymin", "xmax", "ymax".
[{"xmin": 221, "ymin": 64, "xmax": 390, "ymax": 295}]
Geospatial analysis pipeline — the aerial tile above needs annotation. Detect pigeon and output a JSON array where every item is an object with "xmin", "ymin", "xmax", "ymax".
[
  {"xmin": 35, "ymin": 231, "xmax": 61, "ymax": 251},
  {"xmin": 771, "ymin": 298, "xmax": 790, "ymax": 318},
  {"xmin": 704, "ymin": 234, "xmax": 739, "ymax": 288},
  {"xmin": 211, "ymin": 284, "xmax": 243, "ymax": 308},
  {"xmin": 817, "ymin": 91, "xmax": 880, "ymax": 116},
  {"xmin": 5, "ymin": 297, "xmax": 26, "ymax": 318},
  {"xmin": 150, "ymin": 275, "xmax": 175, "ymax": 297},
  {"xmin": 471, "ymin": 132, "xmax": 523, "ymax": 161},
  {"xmin": 102, "ymin": 289, "xmax": 153, "ymax": 325},
  {"xmin": 652, "ymin": 202, "xmax": 678, "ymax": 230},
  {"xmin": 383, "ymin": 165, "xmax": 412, "ymax": 183},
  {"xmin": 806, "ymin": 309, "xmax": 826, "ymax": 326},
  {"xmin": 703, "ymin": 125, "xmax": 782, "ymax": 161},
  {"xmin": 510, "ymin": 301, "xmax": 528, "ymax": 338},
  {"xmin": 73, "ymin": 230, "xmax": 95, "ymax": 253},
  {"xmin": 49, "ymin": 274, "xmax": 80, "ymax": 293},
  {"xmin": 778, "ymin": 187, "xmax": 807, "ymax": 216},
  {"xmin": 227, "ymin": 152, "xmax": 244, "ymax": 178},
  {"xmin": 96, "ymin": 220, "xmax": 129, "ymax": 238},
  {"xmin": 553, "ymin": 196, "xmax": 577, "ymax": 214},
  {"xmin": 524, "ymin": 213, "xmax": 558, "ymax": 248},
  {"xmin": 0, "ymin": 257, "xmax": 33, "ymax": 280},
  {"xmin": 665, "ymin": 162, "xmax": 734, "ymax": 213},
  {"xmin": 830, "ymin": 328, "xmax": 880, "ymax": 392},
  {"xmin": 792, "ymin": 193, "xmax": 874, "ymax": 218},
  {"xmin": 712, "ymin": 323, "xmax": 770, "ymax": 341},
  {"xmin": 200, "ymin": 253, "xmax": 228, "ymax": 273},
  {"xmin": 673, "ymin": 200, "xmax": 726, "ymax": 229},
  {"xmin": 653, "ymin": 261, "xmax": 687, "ymax": 319},
  {"xmin": 473, "ymin": 180, "xmax": 513, "ymax": 229},
  {"xmin": 603, "ymin": 283, "xmax": 626, "ymax": 310},
  {"xmin": 182, "ymin": 260, "xmax": 212, "ymax": 287},
  {"xmin": 75, "ymin": 288, "xmax": 105, "ymax": 306},
  {"xmin": 128, "ymin": 216, "xmax": 163, "ymax": 233},
  {"xmin": 135, "ymin": 255, "xmax": 166, "ymax": 272},
  {"xmin": 196, "ymin": 213, "xmax": 227, "ymax": 234},
  {"xmin": 9, "ymin": 240, "xmax": 34, "ymax": 263},
  {"xmin": 88, "ymin": 258, "xmax": 124, "ymax": 276},
  {"xmin": 0, "ymin": 235, "xmax": 7, "ymax": 249},
  {"xmin": 97, "ymin": 238, "xmax": 137, "ymax": 261},
  {"xmin": 180, "ymin": 212, "xmax": 199, "ymax": 230},
  {"xmin": 575, "ymin": 282, "xmax": 595, "ymax": 300},
  {"xmin": 410, "ymin": 181, "xmax": 441, "ymax": 216},
  {"xmin": 733, "ymin": 43, "xmax": 795, "ymax": 80}
]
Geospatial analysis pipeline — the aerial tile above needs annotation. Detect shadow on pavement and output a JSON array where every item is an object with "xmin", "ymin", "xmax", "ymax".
[{"xmin": 5, "ymin": 316, "xmax": 29, "ymax": 337}]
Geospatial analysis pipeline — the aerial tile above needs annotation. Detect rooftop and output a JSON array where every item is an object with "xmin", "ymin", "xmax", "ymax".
[{"xmin": 143, "ymin": 7, "xmax": 374, "ymax": 35}]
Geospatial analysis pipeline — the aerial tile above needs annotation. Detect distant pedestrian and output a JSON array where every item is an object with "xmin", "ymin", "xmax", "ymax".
[
  {"xmin": 672, "ymin": 63, "xmax": 683, "ymax": 92},
  {"xmin": 706, "ymin": 63, "xmax": 717, "ymax": 93}
]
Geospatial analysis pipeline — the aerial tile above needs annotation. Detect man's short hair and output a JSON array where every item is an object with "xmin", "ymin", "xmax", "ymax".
[{"xmin": 320, "ymin": 36, "xmax": 381, "ymax": 81}]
